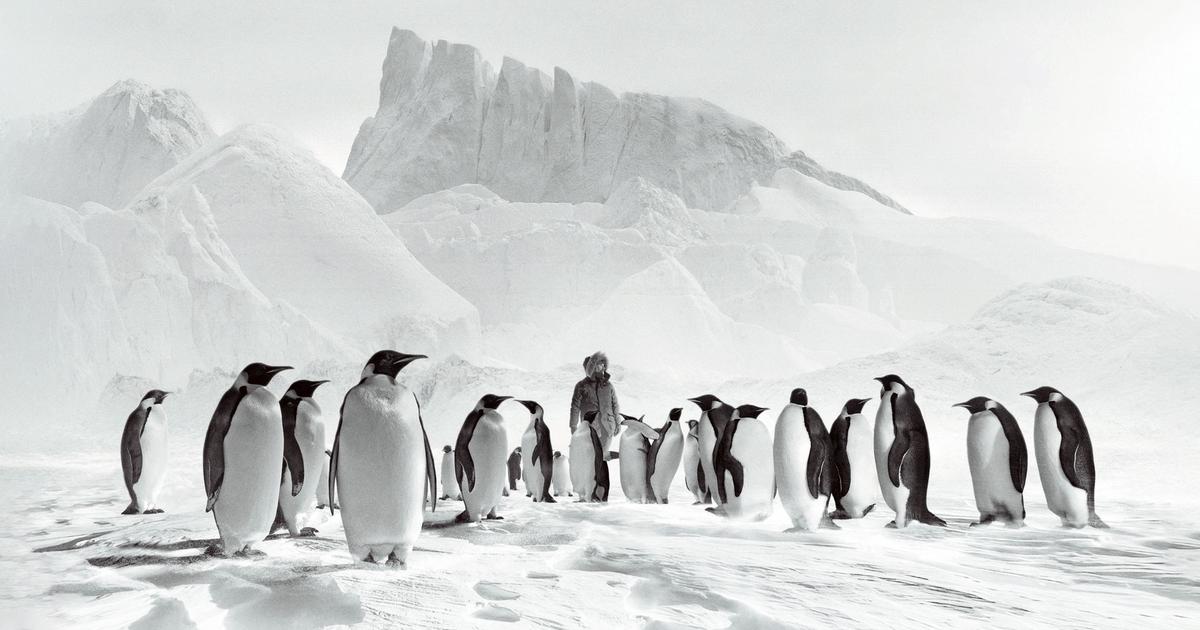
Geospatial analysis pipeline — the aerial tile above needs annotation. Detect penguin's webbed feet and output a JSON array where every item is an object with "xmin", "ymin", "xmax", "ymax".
[
  {"xmin": 121, "ymin": 504, "xmax": 140, "ymax": 515},
  {"xmin": 298, "ymin": 527, "xmax": 319, "ymax": 537},
  {"xmin": 453, "ymin": 510, "xmax": 473, "ymax": 524},
  {"xmin": 885, "ymin": 520, "xmax": 898, "ymax": 529},
  {"xmin": 829, "ymin": 509, "xmax": 851, "ymax": 520},
  {"xmin": 144, "ymin": 508, "xmax": 165, "ymax": 514},
  {"xmin": 385, "ymin": 552, "xmax": 407, "ymax": 569}
]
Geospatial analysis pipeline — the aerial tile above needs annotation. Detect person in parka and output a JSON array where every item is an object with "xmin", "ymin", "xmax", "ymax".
[{"xmin": 569, "ymin": 351, "xmax": 621, "ymax": 457}]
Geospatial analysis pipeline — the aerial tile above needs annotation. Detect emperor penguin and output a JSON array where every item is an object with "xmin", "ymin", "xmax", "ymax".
[
  {"xmin": 714, "ymin": 404, "xmax": 775, "ymax": 521},
  {"xmin": 618, "ymin": 414, "xmax": 660, "ymax": 503},
  {"xmin": 203, "ymin": 363, "xmax": 292, "ymax": 554},
  {"xmin": 518, "ymin": 400, "xmax": 555, "ymax": 503},
  {"xmin": 570, "ymin": 410, "xmax": 610, "ymax": 502},
  {"xmin": 455, "ymin": 394, "xmax": 513, "ymax": 523},
  {"xmin": 507, "ymin": 447, "xmax": 522, "ymax": 493},
  {"xmin": 683, "ymin": 420, "xmax": 709, "ymax": 504},
  {"xmin": 439, "ymin": 446, "xmax": 460, "ymax": 500},
  {"xmin": 316, "ymin": 450, "xmax": 333, "ymax": 510},
  {"xmin": 688, "ymin": 394, "xmax": 733, "ymax": 507},
  {"xmin": 276, "ymin": 379, "xmax": 329, "ymax": 536},
  {"xmin": 551, "ymin": 451, "xmax": 572, "ymax": 497},
  {"xmin": 1021, "ymin": 387, "xmax": 1107, "ymax": 528},
  {"xmin": 647, "ymin": 408, "xmax": 685, "ymax": 504},
  {"xmin": 120, "ymin": 389, "xmax": 170, "ymax": 514},
  {"xmin": 774, "ymin": 389, "xmax": 836, "ymax": 531},
  {"xmin": 329, "ymin": 350, "xmax": 436, "ymax": 567},
  {"xmin": 953, "ymin": 397, "xmax": 1026, "ymax": 527},
  {"xmin": 873, "ymin": 375, "xmax": 946, "ymax": 528},
  {"xmin": 830, "ymin": 398, "xmax": 877, "ymax": 519}
]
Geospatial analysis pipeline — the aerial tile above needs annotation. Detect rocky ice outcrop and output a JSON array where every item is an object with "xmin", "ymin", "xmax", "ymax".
[
  {"xmin": 801, "ymin": 227, "xmax": 870, "ymax": 309},
  {"xmin": 344, "ymin": 28, "xmax": 908, "ymax": 215},
  {"xmin": 0, "ymin": 80, "xmax": 215, "ymax": 209}
]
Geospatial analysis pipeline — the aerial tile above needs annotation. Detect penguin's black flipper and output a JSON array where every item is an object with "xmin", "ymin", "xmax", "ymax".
[
  {"xmin": 416, "ymin": 396, "xmax": 437, "ymax": 513},
  {"xmin": 281, "ymin": 420, "xmax": 305, "ymax": 498},
  {"xmin": 713, "ymin": 420, "xmax": 743, "ymax": 503},
  {"xmin": 696, "ymin": 460, "xmax": 707, "ymax": 494},
  {"xmin": 829, "ymin": 416, "xmax": 851, "ymax": 503},
  {"xmin": 328, "ymin": 387, "xmax": 353, "ymax": 515},
  {"xmin": 989, "ymin": 404, "xmax": 1028, "ymax": 493},
  {"xmin": 456, "ymin": 409, "xmax": 484, "ymax": 493},
  {"xmin": 899, "ymin": 432, "xmax": 946, "ymax": 527},
  {"xmin": 886, "ymin": 430, "xmax": 910, "ymax": 489},
  {"xmin": 590, "ymin": 423, "xmax": 610, "ymax": 502},
  {"xmin": 120, "ymin": 405, "xmax": 148, "ymax": 509},
  {"xmin": 204, "ymin": 386, "xmax": 247, "ymax": 512},
  {"xmin": 532, "ymin": 418, "xmax": 555, "ymax": 500},
  {"xmin": 804, "ymin": 407, "xmax": 832, "ymax": 500}
]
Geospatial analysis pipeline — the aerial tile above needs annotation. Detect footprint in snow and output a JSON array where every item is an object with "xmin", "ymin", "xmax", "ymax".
[
  {"xmin": 472, "ymin": 605, "xmax": 521, "ymax": 623},
  {"xmin": 474, "ymin": 582, "xmax": 520, "ymax": 601},
  {"xmin": 526, "ymin": 571, "xmax": 559, "ymax": 580}
]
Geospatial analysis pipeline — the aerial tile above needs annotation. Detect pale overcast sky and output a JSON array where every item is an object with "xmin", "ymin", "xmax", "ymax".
[{"xmin": 2, "ymin": 1, "xmax": 1197, "ymax": 269}]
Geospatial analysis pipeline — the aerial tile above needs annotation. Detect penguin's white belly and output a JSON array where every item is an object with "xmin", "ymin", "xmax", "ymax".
[
  {"xmin": 650, "ymin": 429, "xmax": 683, "ymax": 502},
  {"xmin": 683, "ymin": 438, "xmax": 703, "ymax": 500},
  {"xmin": 842, "ymin": 420, "xmax": 877, "ymax": 516},
  {"xmin": 440, "ymin": 453, "xmax": 458, "ymax": 498},
  {"xmin": 461, "ymin": 417, "xmax": 506, "ymax": 520},
  {"xmin": 279, "ymin": 412, "xmax": 325, "ymax": 533},
  {"xmin": 722, "ymin": 421, "xmax": 774, "ymax": 520},
  {"xmin": 874, "ymin": 403, "xmax": 908, "ymax": 518},
  {"xmin": 698, "ymin": 418, "xmax": 720, "ymax": 505},
  {"xmin": 569, "ymin": 431, "xmax": 596, "ymax": 500},
  {"xmin": 521, "ymin": 429, "xmax": 545, "ymax": 500},
  {"xmin": 1034, "ymin": 407, "xmax": 1088, "ymax": 526},
  {"xmin": 338, "ymin": 383, "xmax": 425, "ymax": 561},
  {"xmin": 967, "ymin": 415, "xmax": 1022, "ymax": 521},
  {"xmin": 774, "ymin": 416, "xmax": 823, "ymax": 530},
  {"xmin": 552, "ymin": 458, "xmax": 571, "ymax": 495},
  {"xmin": 214, "ymin": 390, "xmax": 282, "ymax": 551},
  {"xmin": 619, "ymin": 433, "xmax": 650, "ymax": 503},
  {"xmin": 132, "ymin": 408, "xmax": 168, "ymax": 510}
]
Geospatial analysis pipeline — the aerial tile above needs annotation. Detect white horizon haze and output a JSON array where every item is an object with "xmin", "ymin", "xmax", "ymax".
[{"xmin": 2, "ymin": 0, "xmax": 1197, "ymax": 270}]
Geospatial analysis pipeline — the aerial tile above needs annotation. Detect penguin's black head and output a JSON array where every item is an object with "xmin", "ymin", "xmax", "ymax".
[
  {"xmin": 365, "ymin": 350, "xmax": 427, "ymax": 378},
  {"xmin": 242, "ymin": 363, "xmax": 292, "ymax": 387},
  {"xmin": 952, "ymin": 396, "xmax": 993, "ymax": 414},
  {"xmin": 554, "ymin": 451, "xmax": 562, "ymax": 458},
  {"xmin": 515, "ymin": 446, "xmax": 522, "ymax": 453},
  {"xmin": 287, "ymin": 379, "xmax": 329, "ymax": 399},
  {"xmin": 874, "ymin": 374, "xmax": 910, "ymax": 394},
  {"xmin": 669, "ymin": 407, "xmax": 682, "ymax": 421},
  {"xmin": 734, "ymin": 404, "xmax": 769, "ymax": 420},
  {"xmin": 142, "ymin": 389, "xmax": 170, "ymax": 405},
  {"xmin": 687, "ymin": 394, "xmax": 723, "ymax": 411},
  {"xmin": 842, "ymin": 398, "xmax": 871, "ymax": 415},
  {"xmin": 1020, "ymin": 386, "xmax": 1061, "ymax": 404},
  {"xmin": 442, "ymin": 445, "xmax": 452, "ymax": 453},
  {"xmin": 686, "ymin": 419, "xmax": 699, "ymax": 429},
  {"xmin": 620, "ymin": 413, "xmax": 643, "ymax": 424},
  {"xmin": 583, "ymin": 410, "xmax": 599, "ymax": 423},
  {"xmin": 479, "ymin": 393, "xmax": 512, "ymax": 410},
  {"xmin": 516, "ymin": 399, "xmax": 542, "ymax": 415},
  {"xmin": 789, "ymin": 388, "xmax": 808, "ymax": 406}
]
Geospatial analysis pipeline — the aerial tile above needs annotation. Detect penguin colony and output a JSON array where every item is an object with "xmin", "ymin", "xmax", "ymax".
[{"xmin": 120, "ymin": 354, "xmax": 1109, "ymax": 563}]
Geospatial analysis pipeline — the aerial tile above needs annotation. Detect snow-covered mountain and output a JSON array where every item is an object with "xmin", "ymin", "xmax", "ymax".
[
  {"xmin": 0, "ymin": 80, "xmax": 215, "ymax": 208},
  {"xmin": 344, "ymin": 28, "xmax": 908, "ymax": 214}
]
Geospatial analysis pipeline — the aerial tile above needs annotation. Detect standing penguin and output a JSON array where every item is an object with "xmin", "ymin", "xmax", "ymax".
[
  {"xmin": 873, "ymin": 375, "xmax": 946, "ymax": 528},
  {"xmin": 276, "ymin": 379, "xmax": 329, "ymax": 536},
  {"xmin": 618, "ymin": 414, "xmax": 660, "ymax": 503},
  {"xmin": 439, "ymin": 446, "xmax": 459, "ymax": 500},
  {"xmin": 1021, "ymin": 387, "xmax": 1107, "ymax": 528},
  {"xmin": 647, "ymin": 408, "xmax": 685, "ymax": 504},
  {"xmin": 774, "ymin": 389, "xmax": 836, "ymax": 531},
  {"xmin": 316, "ymin": 450, "xmax": 333, "ymax": 510},
  {"xmin": 120, "ymin": 390, "xmax": 170, "ymax": 515},
  {"xmin": 714, "ymin": 404, "xmax": 775, "ymax": 521},
  {"xmin": 518, "ymin": 400, "xmax": 555, "ymax": 503},
  {"xmin": 551, "ymin": 451, "xmax": 572, "ymax": 497},
  {"xmin": 683, "ymin": 420, "xmax": 709, "ymax": 504},
  {"xmin": 953, "ymin": 397, "xmax": 1027, "ymax": 527},
  {"xmin": 688, "ymin": 394, "xmax": 733, "ymax": 507},
  {"xmin": 329, "ymin": 350, "xmax": 436, "ymax": 567},
  {"xmin": 506, "ymin": 447, "xmax": 522, "ymax": 494},
  {"xmin": 829, "ymin": 398, "xmax": 877, "ymax": 519},
  {"xmin": 455, "ymin": 394, "xmax": 512, "ymax": 523},
  {"xmin": 570, "ymin": 410, "xmax": 610, "ymax": 502},
  {"xmin": 203, "ymin": 363, "xmax": 292, "ymax": 555}
]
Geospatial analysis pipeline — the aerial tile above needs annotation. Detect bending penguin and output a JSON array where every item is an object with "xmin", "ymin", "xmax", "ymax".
[
  {"xmin": 551, "ymin": 451, "xmax": 572, "ymax": 497},
  {"xmin": 455, "ymin": 394, "xmax": 512, "ymax": 523},
  {"xmin": 714, "ymin": 404, "xmax": 775, "ymax": 521},
  {"xmin": 120, "ymin": 389, "xmax": 170, "ymax": 515},
  {"xmin": 570, "ymin": 410, "xmax": 610, "ymax": 502},
  {"xmin": 683, "ymin": 420, "xmax": 709, "ymax": 504},
  {"xmin": 276, "ymin": 379, "xmax": 329, "ymax": 537},
  {"xmin": 873, "ymin": 375, "xmax": 946, "ymax": 528},
  {"xmin": 688, "ymin": 394, "xmax": 733, "ymax": 507},
  {"xmin": 774, "ymin": 389, "xmax": 837, "ymax": 531},
  {"xmin": 329, "ymin": 350, "xmax": 437, "ymax": 567},
  {"xmin": 203, "ymin": 363, "xmax": 292, "ymax": 555},
  {"xmin": 618, "ymin": 414, "xmax": 660, "ymax": 503},
  {"xmin": 953, "ymin": 396, "xmax": 1026, "ymax": 527},
  {"xmin": 830, "ymin": 398, "xmax": 877, "ymax": 519},
  {"xmin": 647, "ymin": 408, "xmax": 685, "ymax": 504},
  {"xmin": 1021, "ymin": 387, "xmax": 1107, "ymax": 528},
  {"xmin": 518, "ymin": 400, "xmax": 555, "ymax": 503},
  {"xmin": 439, "ymin": 446, "xmax": 460, "ymax": 500}
]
